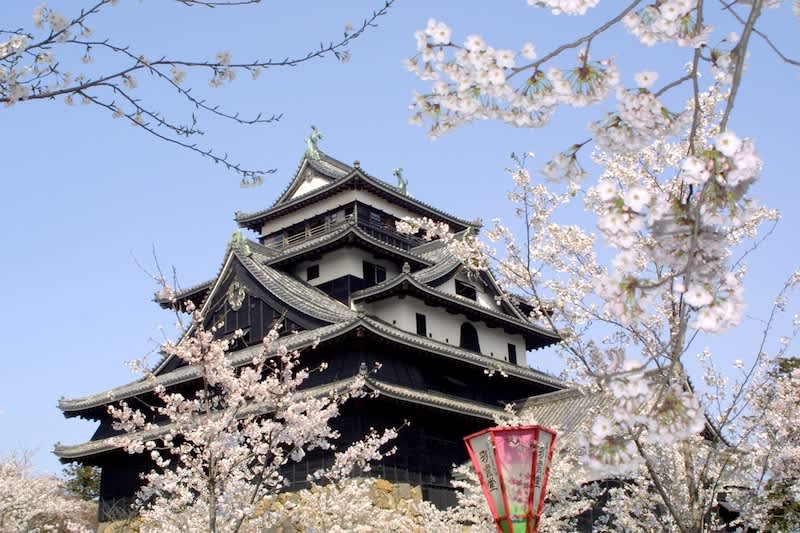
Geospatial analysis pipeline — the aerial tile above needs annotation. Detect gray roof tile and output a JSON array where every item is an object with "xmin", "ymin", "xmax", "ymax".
[
  {"xmin": 239, "ymin": 248, "xmax": 356, "ymax": 323},
  {"xmin": 520, "ymin": 388, "xmax": 612, "ymax": 447},
  {"xmin": 55, "ymin": 375, "xmax": 507, "ymax": 460},
  {"xmin": 59, "ymin": 321, "xmax": 359, "ymax": 413},
  {"xmin": 236, "ymin": 161, "xmax": 479, "ymax": 231}
]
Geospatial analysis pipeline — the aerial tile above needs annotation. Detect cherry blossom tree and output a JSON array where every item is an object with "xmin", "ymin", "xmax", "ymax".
[
  {"xmin": 108, "ymin": 303, "xmax": 398, "ymax": 532},
  {"xmin": 0, "ymin": 453, "xmax": 96, "ymax": 532},
  {"xmin": 0, "ymin": 0, "xmax": 394, "ymax": 185},
  {"xmin": 400, "ymin": 1, "xmax": 800, "ymax": 530}
]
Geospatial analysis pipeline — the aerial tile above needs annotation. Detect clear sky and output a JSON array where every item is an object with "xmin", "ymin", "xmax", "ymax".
[{"xmin": 1, "ymin": 1, "xmax": 797, "ymax": 475}]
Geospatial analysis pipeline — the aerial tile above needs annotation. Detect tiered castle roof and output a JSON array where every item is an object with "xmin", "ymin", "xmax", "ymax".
[{"xmin": 55, "ymin": 148, "xmax": 563, "ymax": 463}]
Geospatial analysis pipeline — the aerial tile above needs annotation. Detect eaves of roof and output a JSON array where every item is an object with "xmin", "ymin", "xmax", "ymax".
[
  {"xmin": 239, "ymin": 249, "xmax": 356, "ymax": 323},
  {"xmin": 54, "ymin": 375, "xmax": 507, "ymax": 461},
  {"xmin": 235, "ymin": 169, "xmax": 479, "ymax": 233},
  {"xmin": 352, "ymin": 274, "xmax": 561, "ymax": 348},
  {"xmin": 59, "ymin": 320, "xmax": 360, "ymax": 416},
  {"xmin": 59, "ymin": 314, "xmax": 565, "ymax": 417},
  {"xmin": 55, "ymin": 375, "xmax": 361, "ymax": 461},
  {"xmin": 477, "ymin": 270, "xmax": 530, "ymax": 321},
  {"xmin": 151, "ymin": 240, "xmax": 355, "ymax": 374},
  {"xmin": 359, "ymin": 316, "xmax": 566, "ymax": 389},
  {"xmin": 411, "ymin": 251, "xmax": 461, "ymax": 285},
  {"xmin": 409, "ymin": 238, "xmax": 447, "ymax": 256}
]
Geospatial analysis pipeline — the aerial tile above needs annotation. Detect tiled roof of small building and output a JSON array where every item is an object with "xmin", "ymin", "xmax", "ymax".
[{"xmin": 519, "ymin": 388, "xmax": 612, "ymax": 447}]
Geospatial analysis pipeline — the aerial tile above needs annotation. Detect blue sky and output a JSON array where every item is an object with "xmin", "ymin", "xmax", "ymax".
[{"xmin": 1, "ymin": 1, "xmax": 797, "ymax": 475}]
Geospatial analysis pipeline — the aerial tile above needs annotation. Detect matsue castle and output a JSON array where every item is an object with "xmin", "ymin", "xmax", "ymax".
[{"xmin": 55, "ymin": 138, "xmax": 581, "ymax": 521}]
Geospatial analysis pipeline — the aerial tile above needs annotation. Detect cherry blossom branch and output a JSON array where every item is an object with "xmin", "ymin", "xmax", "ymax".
[
  {"xmin": 720, "ymin": 0, "xmax": 800, "ymax": 67},
  {"xmin": 1, "ymin": 1, "xmax": 396, "ymax": 184},
  {"xmin": 720, "ymin": 0, "xmax": 763, "ymax": 131},
  {"xmin": 176, "ymin": 0, "xmax": 261, "ymax": 6},
  {"xmin": 508, "ymin": 0, "xmax": 643, "ymax": 79},
  {"xmin": 634, "ymin": 437, "xmax": 691, "ymax": 533},
  {"xmin": 78, "ymin": 89, "xmax": 271, "ymax": 184}
]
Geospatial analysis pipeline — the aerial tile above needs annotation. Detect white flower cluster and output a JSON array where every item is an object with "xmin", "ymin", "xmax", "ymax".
[
  {"xmin": 681, "ymin": 130, "xmax": 761, "ymax": 188},
  {"xmin": 209, "ymin": 51, "xmax": 237, "ymax": 87},
  {"xmin": 526, "ymin": 0, "xmax": 601, "ymax": 16},
  {"xmin": 397, "ymin": 216, "xmax": 490, "ymax": 272},
  {"xmin": 0, "ymin": 455, "xmax": 95, "ymax": 532},
  {"xmin": 540, "ymin": 149, "xmax": 589, "ymax": 183},
  {"xmin": 108, "ymin": 308, "xmax": 398, "ymax": 532},
  {"xmin": 588, "ymin": 120, "xmax": 767, "ymax": 333},
  {"xmin": 0, "ymin": 35, "xmax": 31, "ymax": 105},
  {"xmin": 407, "ymin": 20, "xmax": 618, "ymax": 137},
  {"xmin": 590, "ymin": 86, "xmax": 685, "ymax": 154},
  {"xmin": 623, "ymin": 0, "xmax": 711, "ymax": 47},
  {"xmin": 2, "ymin": 4, "xmax": 98, "ymax": 107}
]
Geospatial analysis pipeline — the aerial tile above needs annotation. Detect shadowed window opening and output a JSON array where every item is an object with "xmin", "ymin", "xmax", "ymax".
[{"xmin": 459, "ymin": 323, "xmax": 480, "ymax": 352}]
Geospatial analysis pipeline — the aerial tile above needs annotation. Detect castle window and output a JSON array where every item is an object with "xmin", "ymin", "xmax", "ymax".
[
  {"xmin": 459, "ymin": 323, "xmax": 480, "ymax": 352},
  {"xmin": 455, "ymin": 280, "xmax": 477, "ymax": 301},
  {"xmin": 306, "ymin": 264, "xmax": 320, "ymax": 281},
  {"xmin": 362, "ymin": 261, "xmax": 386, "ymax": 288},
  {"xmin": 416, "ymin": 313, "xmax": 427, "ymax": 336},
  {"xmin": 507, "ymin": 343, "xmax": 518, "ymax": 365}
]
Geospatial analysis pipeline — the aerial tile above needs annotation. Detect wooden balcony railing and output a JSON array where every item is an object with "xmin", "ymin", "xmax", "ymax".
[{"xmin": 262, "ymin": 215, "xmax": 425, "ymax": 252}]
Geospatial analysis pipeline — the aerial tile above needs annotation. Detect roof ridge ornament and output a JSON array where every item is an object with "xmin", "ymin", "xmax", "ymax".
[
  {"xmin": 393, "ymin": 167, "xmax": 408, "ymax": 195},
  {"xmin": 304, "ymin": 125, "xmax": 322, "ymax": 161},
  {"xmin": 229, "ymin": 231, "xmax": 252, "ymax": 256}
]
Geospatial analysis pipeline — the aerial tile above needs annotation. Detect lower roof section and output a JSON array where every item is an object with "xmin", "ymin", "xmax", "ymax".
[
  {"xmin": 54, "ymin": 375, "xmax": 508, "ymax": 462},
  {"xmin": 520, "ymin": 387, "xmax": 612, "ymax": 449},
  {"xmin": 58, "ymin": 316, "xmax": 567, "ymax": 419}
]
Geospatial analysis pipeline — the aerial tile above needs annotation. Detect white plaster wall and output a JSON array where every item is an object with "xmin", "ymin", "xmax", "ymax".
[
  {"xmin": 351, "ymin": 190, "xmax": 423, "ymax": 224},
  {"xmin": 438, "ymin": 272, "xmax": 503, "ymax": 312},
  {"xmin": 291, "ymin": 174, "xmax": 332, "ymax": 199},
  {"xmin": 259, "ymin": 189, "xmax": 429, "ymax": 237},
  {"xmin": 261, "ymin": 191, "xmax": 358, "ymax": 236},
  {"xmin": 364, "ymin": 295, "xmax": 527, "ymax": 365},
  {"xmin": 291, "ymin": 247, "xmax": 400, "ymax": 286}
]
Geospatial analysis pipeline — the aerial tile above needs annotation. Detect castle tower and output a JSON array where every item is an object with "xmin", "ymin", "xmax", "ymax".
[{"xmin": 56, "ymin": 148, "xmax": 562, "ymax": 521}]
